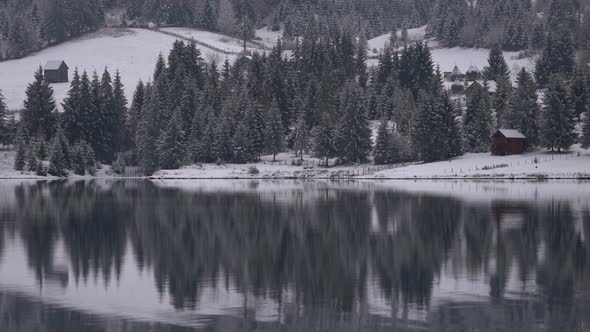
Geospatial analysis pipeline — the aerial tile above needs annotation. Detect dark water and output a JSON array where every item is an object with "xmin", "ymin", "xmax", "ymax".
[{"xmin": 0, "ymin": 180, "xmax": 589, "ymax": 332}]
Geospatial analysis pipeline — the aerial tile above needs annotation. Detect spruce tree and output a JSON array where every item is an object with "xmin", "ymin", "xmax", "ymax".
[
  {"xmin": 264, "ymin": 99, "xmax": 285, "ymax": 161},
  {"xmin": 0, "ymin": 89, "xmax": 6, "ymax": 145},
  {"xmin": 569, "ymin": 66, "xmax": 590, "ymax": 121},
  {"xmin": 441, "ymin": 93, "xmax": 463, "ymax": 158},
  {"xmin": 504, "ymin": 68, "xmax": 540, "ymax": 148},
  {"xmin": 22, "ymin": 67, "xmax": 57, "ymax": 141},
  {"xmin": 13, "ymin": 128, "xmax": 27, "ymax": 171},
  {"xmin": 48, "ymin": 125, "xmax": 69, "ymax": 176},
  {"xmin": 540, "ymin": 76, "xmax": 577, "ymax": 152},
  {"xmin": 463, "ymin": 86, "xmax": 493, "ymax": 152},
  {"xmin": 70, "ymin": 141, "xmax": 86, "ymax": 175},
  {"xmin": 153, "ymin": 53, "xmax": 167, "ymax": 82},
  {"xmin": 483, "ymin": 45, "xmax": 510, "ymax": 82},
  {"xmin": 333, "ymin": 83, "xmax": 372, "ymax": 163},
  {"xmin": 373, "ymin": 117, "xmax": 391, "ymax": 165},
  {"xmin": 137, "ymin": 87, "xmax": 160, "ymax": 175},
  {"xmin": 157, "ymin": 109, "xmax": 187, "ymax": 170},
  {"xmin": 582, "ymin": 112, "xmax": 590, "ymax": 149},
  {"xmin": 200, "ymin": 0, "xmax": 217, "ymax": 31},
  {"xmin": 311, "ymin": 118, "xmax": 335, "ymax": 167},
  {"xmin": 412, "ymin": 91, "xmax": 444, "ymax": 162},
  {"xmin": 232, "ymin": 120, "xmax": 252, "ymax": 164},
  {"xmin": 244, "ymin": 98, "xmax": 265, "ymax": 160},
  {"xmin": 62, "ymin": 68, "xmax": 83, "ymax": 141},
  {"xmin": 100, "ymin": 68, "xmax": 116, "ymax": 162},
  {"xmin": 26, "ymin": 139, "xmax": 38, "ymax": 171},
  {"xmin": 127, "ymin": 80, "xmax": 145, "ymax": 152},
  {"xmin": 112, "ymin": 70, "xmax": 128, "ymax": 153},
  {"xmin": 293, "ymin": 113, "xmax": 309, "ymax": 161}
]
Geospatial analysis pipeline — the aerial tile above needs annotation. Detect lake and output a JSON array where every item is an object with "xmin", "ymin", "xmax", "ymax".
[{"xmin": 0, "ymin": 179, "xmax": 589, "ymax": 331}]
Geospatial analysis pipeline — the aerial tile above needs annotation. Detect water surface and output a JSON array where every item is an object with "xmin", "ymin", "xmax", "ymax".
[{"xmin": 0, "ymin": 179, "xmax": 589, "ymax": 331}]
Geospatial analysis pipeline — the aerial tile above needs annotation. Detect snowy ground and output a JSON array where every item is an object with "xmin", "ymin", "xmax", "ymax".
[
  {"xmin": 2, "ymin": 145, "xmax": 590, "ymax": 180},
  {"xmin": 370, "ymin": 145, "xmax": 590, "ymax": 179},
  {"xmin": 151, "ymin": 146, "xmax": 590, "ymax": 180},
  {"xmin": 367, "ymin": 25, "xmax": 428, "ymax": 53},
  {"xmin": 0, "ymin": 28, "xmax": 236, "ymax": 111},
  {"xmin": 160, "ymin": 27, "xmax": 266, "ymax": 53}
]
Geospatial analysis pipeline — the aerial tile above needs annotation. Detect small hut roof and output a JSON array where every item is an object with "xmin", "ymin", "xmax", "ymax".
[
  {"xmin": 44, "ymin": 60, "xmax": 68, "ymax": 70},
  {"xmin": 497, "ymin": 129, "xmax": 526, "ymax": 139}
]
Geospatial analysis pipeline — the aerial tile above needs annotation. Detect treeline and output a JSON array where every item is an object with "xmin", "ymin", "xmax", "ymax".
[
  {"xmin": 9, "ymin": 29, "xmax": 590, "ymax": 176},
  {"xmin": 429, "ymin": 0, "xmax": 590, "ymax": 53},
  {"xmin": 0, "ymin": 0, "xmax": 103, "ymax": 59}
]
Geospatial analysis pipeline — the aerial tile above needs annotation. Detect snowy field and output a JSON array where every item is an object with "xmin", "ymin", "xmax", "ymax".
[
  {"xmin": 160, "ymin": 27, "xmax": 266, "ymax": 53},
  {"xmin": 370, "ymin": 145, "xmax": 590, "ymax": 179},
  {"xmin": 0, "ymin": 28, "xmax": 235, "ymax": 111},
  {"xmin": 367, "ymin": 27, "xmax": 536, "ymax": 82}
]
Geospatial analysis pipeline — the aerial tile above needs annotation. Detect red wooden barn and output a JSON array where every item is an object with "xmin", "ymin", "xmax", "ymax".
[{"xmin": 491, "ymin": 129, "xmax": 526, "ymax": 155}]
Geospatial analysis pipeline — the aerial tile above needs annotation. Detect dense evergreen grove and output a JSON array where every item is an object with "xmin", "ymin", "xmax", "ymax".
[
  {"xmin": 2, "ymin": 0, "xmax": 589, "ymax": 60},
  {"xmin": 9, "ymin": 25, "xmax": 590, "ymax": 176}
]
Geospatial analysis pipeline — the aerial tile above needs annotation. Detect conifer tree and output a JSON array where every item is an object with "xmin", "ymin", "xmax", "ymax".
[
  {"xmin": 153, "ymin": 53, "xmax": 167, "ymax": 82},
  {"xmin": 83, "ymin": 141, "xmax": 96, "ymax": 175},
  {"xmin": 412, "ymin": 91, "xmax": 444, "ymax": 162},
  {"xmin": 493, "ymin": 76, "xmax": 513, "ymax": 128},
  {"xmin": 112, "ymin": 70, "xmax": 128, "ymax": 153},
  {"xmin": 200, "ymin": 0, "xmax": 217, "ymax": 31},
  {"xmin": 13, "ymin": 128, "xmax": 27, "ymax": 171},
  {"xmin": 311, "ymin": 117, "xmax": 335, "ymax": 167},
  {"xmin": 264, "ymin": 98, "xmax": 285, "ymax": 161},
  {"xmin": 127, "ymin": 80, "xmax": 145, "ymax": 152},
  {"xmin": 355, "ymin": 34, "xmax": 369, "ymax": 88},
  {"xmin": 158, "ymin": 109, "xmax": 186, "ymax": 170},
  {"xmin": 0, "ymin": 89, "xmax": 7, "ymax": 145},
  {"xmin": 505, "ymin": 68, "xmax": 540, "ymax": 148},
  {"xmin": 540, "ymin": 76, "xmax": 577, "ymax": 152},
  {"xmin": 70, "ymin": 141, "xmax": 86, "ymax": 175},
  {"xmin": 569, "ymin": 66, "xmax": 590, "ymax": 121},
  {"xmin": 244, "ymin": 98, "xmax": 265, "ymax": 160},
  {"xmin": 333, "ymin": 83, "xmax": 372, "ymax": 163},
  {"xmin": 26, "ymin": 139, "xmax": 38, "ymax": 171},
  {"xmin": 463, "ymin": 86, "xmax": 493, "ymax": 152},
  {"xmin": 232, "ymin": 120, "xmax": 252, "ymax": 164},
  {"xmin": 48, "ymin": 125, "xmax": 69, "ymax": 176},
  {"xmin": 137, "ymin": 87, "xmax": 160, "ymax": 175},
  {"xmin": 100, "ymin": 68, "xmax": 116, "ymax": 162},
  {"xmin": 373, "ymin": 117, "xmax": 391, "ymax": 165},
  {"xmin": 62, "ymin": 68, "xmax": 83, "ymax": 141},
  {"xmin": 293, "ymin": 113, "xmax": 309, "ymax": 161},
  {"xmin": 483, "ymin": 45, "xmax": 510, "ymax": 82},
  {"xmin": 440, "ymin": 93, "xmax": 463, "ymax": 158},
  {"xmin": 22, "ymin": 67, "xmax": 57, "ymax": 140},
  {"xmin": 582, "ymin": 112, "xmax": 590, "ymax": 149}
]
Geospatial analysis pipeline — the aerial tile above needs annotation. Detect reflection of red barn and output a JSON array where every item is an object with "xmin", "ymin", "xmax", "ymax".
[{"xmin": 491, "ymin": 129, "xmax": 526, "ymax": 155}]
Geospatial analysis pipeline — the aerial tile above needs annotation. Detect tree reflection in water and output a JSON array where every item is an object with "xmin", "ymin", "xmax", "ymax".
[{"xmin": 0, "ymin": 180, "xmax": 589, "ymax": 332}]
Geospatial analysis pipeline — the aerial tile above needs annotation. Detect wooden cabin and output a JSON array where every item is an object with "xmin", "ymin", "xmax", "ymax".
[
  {"xmin": 44, "ymin": 60, "xmax": 69, "ymax": 83},
  {"xmin": 491, "ymin": 129, "xmax": 526, "ymax": 155},
  {"xmin": 466, "ymin": 80, "xmax": 497, "ymax": 101}
]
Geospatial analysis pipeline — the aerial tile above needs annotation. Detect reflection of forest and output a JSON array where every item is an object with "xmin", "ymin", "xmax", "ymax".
[{"xmin": 0, "ymin": 180, "xmax": 589, "ymax": 331}]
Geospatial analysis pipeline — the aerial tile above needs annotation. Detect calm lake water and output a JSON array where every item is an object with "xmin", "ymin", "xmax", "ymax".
[{"xmin": 0, "ymin": 180, "xmax": 589, "ymax": 332}]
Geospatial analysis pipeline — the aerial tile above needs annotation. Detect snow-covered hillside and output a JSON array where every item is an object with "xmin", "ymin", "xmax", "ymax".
[
  {"xmin": 367, "ymin": 27, "xmax": 536, "ymax": 81},
  {"xmin": 0, "ymin": 28, "xmax": 237, "ymax": 111}
]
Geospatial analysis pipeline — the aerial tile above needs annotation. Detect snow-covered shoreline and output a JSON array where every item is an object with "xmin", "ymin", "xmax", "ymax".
[{"xmin": 2, "ymin": 146, "xmax": 590, "ymax": 181}]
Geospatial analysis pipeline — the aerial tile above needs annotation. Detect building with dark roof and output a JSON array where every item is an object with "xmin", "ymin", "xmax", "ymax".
[{"xmin": 44, "ymin": 60, "xmax": 69, "ymax": 83}]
